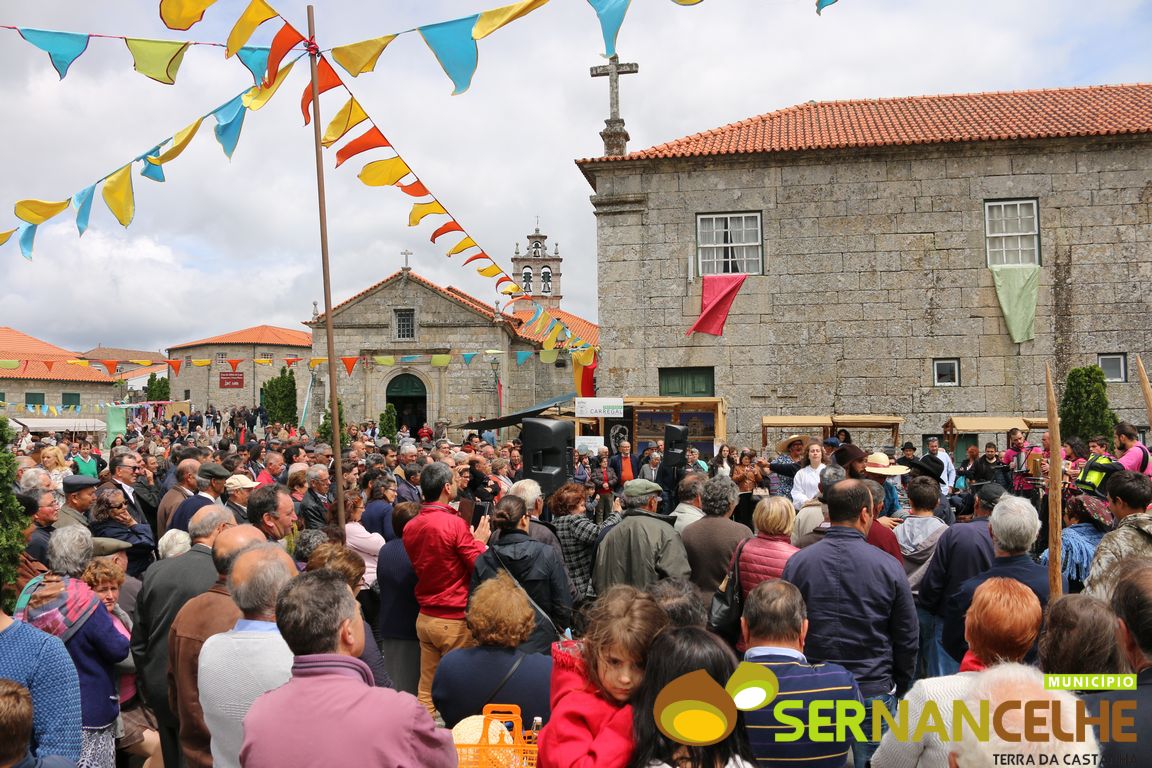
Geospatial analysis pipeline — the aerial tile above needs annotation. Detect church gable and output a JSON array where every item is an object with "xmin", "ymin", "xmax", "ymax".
[{"xmin": 317, "ymin": 270, "xmax": 498, "ymax": 329}]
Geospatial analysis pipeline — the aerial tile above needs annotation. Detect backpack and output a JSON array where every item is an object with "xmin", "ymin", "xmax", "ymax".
[{"xmin": 1076, "ymin": 454, "xmax": 1121, "ymax": 496}]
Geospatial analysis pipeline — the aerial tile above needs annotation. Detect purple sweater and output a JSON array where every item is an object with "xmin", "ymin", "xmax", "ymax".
[{"xmin": 239, "ymin": 654, "xmax": 455, "ymax": 768}]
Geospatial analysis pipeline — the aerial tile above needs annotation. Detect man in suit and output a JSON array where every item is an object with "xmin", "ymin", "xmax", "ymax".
[
  {"xmin": 104, "ymin": 453, "xmax": 148, "ymax": 524},
  {"xmin": 131, "ymin": 504, "xmax": 235, "ymax": 768},
  {"xmin": 608, "ymin": 440, "xmax": 640, "ymax": 492}
]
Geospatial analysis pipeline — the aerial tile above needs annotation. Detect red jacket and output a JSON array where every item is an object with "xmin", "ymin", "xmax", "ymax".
[
  {"xmin": 868, "ymin": 522, "xmax": 905, "ymax": 564},
  {"xmin": 402, "ymin": 503, "xmax": 486, "ymax": 619},
  {"xmin": 738, "ymin": 533, "xmax": 799, "ymax": 599},
  {"xmin": 538, "ymin": 640, "xmax": 634, "ymax": 768}
]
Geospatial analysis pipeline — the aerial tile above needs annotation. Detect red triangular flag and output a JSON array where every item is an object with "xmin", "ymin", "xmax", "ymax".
[
  {"xmin": 495, "ymin": 276, "xmax": 512, "ymax": 287},
  {"xmin": 340, "ymin": 356, "xmax": 359, "ymax": 375},
  {"xmin": 397, "ymin": 180, "xmax": 430, "ymax": 197},
  {"xmin": 284, "ymin": 357, "xmax": 303, "ymax": 367},
  {"xmin": 430, "ymin": 220, "xmax": 464, "ymax": 244},
  {"xmin": 686, "ymin": 274, "xmax": 748, "ymax": 336},
  {"xmin": 263, "ymin": 22, "xmax": 305, "ymax": 89},
  {"xmin": 301, "ymin": 57, "xmax": 341, "ymax": 125},
  {"xmin": 167, "ymin": 359, "xmax": 182, "ymax": 376},
  {"xmin": 43, "ymin": 360, "xmax": 55, "ymax": 373},
  {"xmin": 335, "ymin": 126, "xmax": 390, "ymax": 167},
  {"xmin": 463, "ymin": 252, "xmax": 489, "ymax": 265},
  {"xmin": 100, "ymin": 360, "xmax": 118, "ymax": 376},
  {"xmin": 227, "ymin": 359, "xmax": 243, "ymax": 372}
]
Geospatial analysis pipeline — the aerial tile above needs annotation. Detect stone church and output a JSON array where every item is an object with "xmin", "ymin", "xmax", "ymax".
[
  {"xmin": 577, "ymin": 83, "xmax": 1152, "ymax": 451},
  {"xmin": 300, "ymin": 227, "xmax": 598, "ymax": 436}
]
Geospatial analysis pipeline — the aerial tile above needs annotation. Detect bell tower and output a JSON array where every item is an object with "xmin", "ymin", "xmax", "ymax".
[{"xmin": 510, "ymin": 225, "xmax": 563, "ymax": 310}]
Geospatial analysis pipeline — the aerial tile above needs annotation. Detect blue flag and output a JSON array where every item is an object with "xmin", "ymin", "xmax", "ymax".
[
  {"xmin": 418, "ymin": 15, "xmax": 480, "ymax": 95},
  {"xmin": 19, "ymin": 28, "xmax": 90, "ymax": 79}
]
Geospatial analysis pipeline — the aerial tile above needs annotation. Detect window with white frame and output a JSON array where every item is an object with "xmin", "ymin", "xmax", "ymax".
[
  {"xmin": 696, "ymin": 213, "xmax": 762, "ymax": 275},
  {"xmin": 215, "ymin": 352, "xmax": 228, "ymax": 366},
  {"xmin": 933, "ymin": 358, "xmax": 960, "ymax": 387},
  {"xmin": 1098, "ymin": 353, "xmax": 1127, "ymax": 383},
  {"xmin": 394, "ymin": 308, "xmax": 416, "ymax": 341},
  {"xmin": 985, "ymin": 200, "xmax": 1039, "ymax": 266}
]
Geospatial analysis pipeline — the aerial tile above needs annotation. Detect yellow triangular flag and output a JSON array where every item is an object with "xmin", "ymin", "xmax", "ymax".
[
  {"xmin": 447, "ymin": 236, "xmax": 477, "ymax": 256},
  {"xmin": 543, "ymin": 321, "xmax": 563, "ymax": 350},
  {"xmin": 539, "ymin": 349, "xmax": 559, "ymax": 364},
  {"xmin": 409, "ymin": 201, "xmax": 446, "ymax": 227},
  {"xmin": 102, "ymin": 165, "xmax": 135, "ymax": 227},
  {"xmin": 532, "ymin": 312, "xmax": 549, "ymax": 333},
  {"xmin": 500, "ymin": 283, "xmax": 522, "ymax": 295},
  {"xmin": 128, "ymin": 359, "xmax": 154, "ymax": 366},
  {"xmin": 227, "ymin": 0, "xmax": 277, "ymax": 58},
  {"xmin": 321, "ymin": 97, "xmax": 369, "ymax": 148},
  {"xmin": 572, "ymin": 349, "xmax": 596, "ymax": 367},
  {"xmin": 124, "ymin": 38, "xmax": 191, "ymax": 84},
  {"xmin": 0, "ymin": 229, "xmax": 15, "ymax": 246},
  {"xmin": 309, "ymin": 357, "xmax": 327, "ymax": 369},
  {"xmin": 358, "ymin": 157, "xmax": 410, "ymax": 187},
  {"xmin": 242, "ymin": 61, "xmax": 294, "ymax": 111},
  {"xmin": 15, "ymin": 199, "xmax": 72, "ymax": 225},
  {"xmin": 67, "ymin": 359, "xmax": 90, "ymax": 367},
  {"xmin": 430, "ymin": 354, "xmax": 452, "ymax": 368},
  {"xmin": 147, "ymin": 118, "xmax": 204, "ymax": 165},
  {"xmin": 374, "ymin": 355, "xmax": 395, "ymax": 366},
  {"xmin": 253, "ymin": 358, "xmax": 273, "ymax": 365},
  {"xmin": 331, "ymin": 35, "xmax": 397, "ymax": 76},
  {"xmin": 160, "ymin": 0, "xmax": 218, "ymax": 31},
  {"xmin": 477, "ymin": 264, "xmax": 503, "ymax": 278},
  {"xmin": 473, "ymin": 0, "xmax": 550, "ymax": 40}
]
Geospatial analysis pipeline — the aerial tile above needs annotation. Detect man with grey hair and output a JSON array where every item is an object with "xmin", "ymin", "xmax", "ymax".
[
  {"xmin": 12, "ymin": 455, "xmax": 35, "ymax": 494},
  {"xmin": 299, "ymin": 465, "xmax": 332, "ymax": 530},
  {"xmin": 167, "ymin": 524, "xmax": 265, "ymax": 768},
  {"xmin": 681, "ymin": 475, "xmax": 752, "ymax": 593},
  {"xmin": 502, "ymin": 478, "xmax": 564, "ymax": 565},
  {"xmin": 395, "ymin": 443, "xmax": 418, "ymax": 482},
  {"xmin": 941, "ymin": 494, "xmax": 1064, "ymax": 664},
  {"xmin": 670, "ymin": 472, "xmax": 707, "ymax": 533},
  {"xmin": 240, "ymin": 570, "xmax": 456, "ymax": 767},
  {"xmin": 592, "ymin": 478, "xmax": 691, "ymax": 595},
  {"xmin": 18, "ymin": 467, "xmax": 52, "ymax": 498},
  {"xmin": 131, "ymin": 504, "xmax": 234, "ymax": 768},
  {"xmin": 169, "ymin": 463, "xmax": 231, "ymax": 533},
  {"xmin": 157, "ymin": 458, "xmax": 200, "ymax": 537},
  {"xmin": 199, "ymin": 544, "xmax": 297, "ymax": 768}
]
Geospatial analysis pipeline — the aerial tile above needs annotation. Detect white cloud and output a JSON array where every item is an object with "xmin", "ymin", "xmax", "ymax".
[{"xmin": 1, "ymin": 0, "xmax": 1149, "ymax": 352}]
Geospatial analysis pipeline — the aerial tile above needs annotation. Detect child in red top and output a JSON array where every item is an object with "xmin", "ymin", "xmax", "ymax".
[{"xmin": 538, "ymin": 586, "xmax": 669, "ymax": 768}]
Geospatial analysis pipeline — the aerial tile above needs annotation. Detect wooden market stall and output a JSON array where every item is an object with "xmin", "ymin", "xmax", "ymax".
[
  {"xmin": 760, "ymin": 416, "xmax": 834, "ymax": 451},
  {"xmin": 941, "ymin": 416, "xmax": 1047, "ymax": 453},
  {"xmin": 577, "ymin": 396, "xmax": 728, "ymax": 458},
  {"xmin": 760, "ymin": 414, "xmax": 904, "ymax": 452},
  {"xmin": 831, "ymin": 415, "xmax": 904, "ymax": 450}
]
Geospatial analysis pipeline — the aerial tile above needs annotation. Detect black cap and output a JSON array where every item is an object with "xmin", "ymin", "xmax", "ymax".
[
  {"xmin": 902, "ymin": 441, "xmax": 916, "ymax": 451},
  {"xmin": 62, "ymin": 475, "xmax": 100, "ymax": 494},
  {"xmin": 197, "ymin": 463, "xmax": 231, "ymax": 480},
  {"xmin": 976, "ymin": 482, "xmax": 1007, "ymax": 508}
]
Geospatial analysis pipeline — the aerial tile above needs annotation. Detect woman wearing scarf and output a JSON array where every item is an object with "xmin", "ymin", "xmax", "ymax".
[
  {"xmin": 1039, "ymin": 494, "xmax": 1111, "ymax": 594},
  {"xmin": 15, "ymin": 526, "xmax": 129, "ymax": 768}
]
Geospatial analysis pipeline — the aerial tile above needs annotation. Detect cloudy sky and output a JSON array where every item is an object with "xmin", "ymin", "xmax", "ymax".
[{"xmin": 1, "ymin": 0, "xmax": 1149, "ymax": 354}]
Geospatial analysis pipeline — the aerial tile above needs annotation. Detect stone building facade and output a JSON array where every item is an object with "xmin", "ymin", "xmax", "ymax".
[
  {"xmin": 300, "ymin": 262, "xmax": 598, "ymax": 437},
  {"xmin": 0, "ymin": 327, "xmax": 115, "ymax": 415},
  {"xmin": 578, "ymin": 84, "xmax": 1152, "ymax": 451},
  {"xmin": 166, "ymin": 325, "xmax": 312, "ymax": 412}
]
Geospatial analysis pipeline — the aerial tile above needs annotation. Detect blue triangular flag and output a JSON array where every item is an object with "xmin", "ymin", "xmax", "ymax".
[
  {"xmin": 586, "ymin": 0, "xmax": 630, "ymax": 58},
  {"xmin": 139, "ymin": 144, "xmax": 166, "ymax": 182},
  {"xmin": 400, "ymin": 355, "xmax": 420, "ymax": 363},
  {"xmin": 213, "ymin": 94, "xmax": 248, "ymax": 159},
  {"xmin": 18, "ymin": 224, "xmax": 36, "ymax": 260},
  {"xmin": 73, "ymin": 184, "xmax": 96, "ymax": 237},
  {"xmin": 516, "ymin": 351, "xmax": 533, "ymax": 366},
  {"xmin": 418, "ymin": 15, "xmax": 480, "ymax": 95},
  {"xmin": 816, "ymin": 0, "xmax": 839, "ymax": 14},
  {"xmin": 462, "ymin": 353, "xmax": 477, "ymax": 365},
  {"xmin": 236, "ymin": 46, "xmax": 271, "ymax": 86},
  {"xmin": 18, "ymin": 28, "xmax": 90, "ymax": 79}
]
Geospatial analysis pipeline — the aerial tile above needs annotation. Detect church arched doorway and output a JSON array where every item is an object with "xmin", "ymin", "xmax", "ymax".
[{"xmin": 386, "ymin": 373, "xmax": 427, "ymax": 436}]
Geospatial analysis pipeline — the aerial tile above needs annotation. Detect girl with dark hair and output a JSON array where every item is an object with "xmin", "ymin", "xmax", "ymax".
[
  {"xmin": 1039, "ymin": 594, "xmax": 1125, "ymax": 677},
  {"xmin": 628, "ymin": 626, "xmax": 754, "ymax": 768},
  {"xmin": 836, "ymin": 429, "xmax": 852, "ymax": 445},
  {"xmin": 709, "ymin": 445, "xmax": 735, "ymax": 478}
]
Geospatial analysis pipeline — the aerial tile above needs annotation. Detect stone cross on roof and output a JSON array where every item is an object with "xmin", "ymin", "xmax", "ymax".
[{"xmin": 590, "ymin": 54, "xmax": 638, "ymax": 157}]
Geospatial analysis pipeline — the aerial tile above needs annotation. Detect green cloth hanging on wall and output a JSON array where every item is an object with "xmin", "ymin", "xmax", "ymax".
[{"xmin": 990, "ymin": 265, "xmax": 1040, "ymax": 343}]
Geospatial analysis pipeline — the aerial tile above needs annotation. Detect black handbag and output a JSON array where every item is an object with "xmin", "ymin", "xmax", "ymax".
[{"xmin": 708, "ymin": 537, "xmax": 751, "ymax": 644}]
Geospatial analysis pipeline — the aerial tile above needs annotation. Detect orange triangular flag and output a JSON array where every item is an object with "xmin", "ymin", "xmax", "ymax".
[
  {"xmin": 463, "ymin": 252, "xmax": 490, "ymax": 265},
  {"xmin": 301, "ymin": 56, "xmax": 341, "ymax": 125},
  {"xmin": 335, "ymin": 126, "xmax": 389, "ymax": 168},
  {"xmin": 341, "ymin": 356, "xmax": 359, "ymax": 375},
  {"xmin": 43, "ymin": 360, "xmax": 56, "ymax": 373},
  {"xmin": 100, "ymin": 360, "xmax": 118, "ymax": 375},
  {"xmin": 227, "ymin": 359, "xmax": 243, "ymax": 372},
  {"xmin": 167, "ymin": 359, "xmax": 183, "ymax": 376},
  {"xmin": 284, "ymin": 357, "xmax": 303, "ymax": 366},
  {"xmin": 430, "ymin": 220, "xmax": 464, "ymax": 243},
  {"xmin": 398, "ymin": 180, "xmax": 430, "ymax": 197},
  {"xmin": 263, "ymin": 22, "xmax": 304, "ymax": 88}
]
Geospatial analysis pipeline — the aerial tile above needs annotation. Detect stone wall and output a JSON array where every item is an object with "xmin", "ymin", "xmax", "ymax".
[
  {"xmin": 0, "ymin": 379, "xmax": 114, "ymax": 413},
  {"xmin": 166, "ymin": 343, "xmax": 310, "ymax": 412},
  {"xmin": 585, "ymin": 135, "xmax": 1152, "ymax": 451}
]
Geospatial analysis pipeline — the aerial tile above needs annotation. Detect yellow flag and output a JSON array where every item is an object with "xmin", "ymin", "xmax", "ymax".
[
  {"xmin": 124, "ymin": 38, "xmax": 191, "ymax": 84},
  {"xmin": 253, "ymin": 358, "xmax": 273, "ymax": 365},
  {"xmin": 227, "ymin": 0, "xmax": 277, "ymax": 57},
  {"xmin": 572, "ymin": 349, "xmax": 596, "ymax": 367},
  {"xmin": 191, "ymin": 359, "xmax": 212, "ymax": 367},
  {"xmin": 309, "ymin": 358, "xmax": 327, "ymax": 369},
  {"xmin": 430, "ymin": 354, "xmax": 452, "ymax": 368},
  {"xmin": 67, "ymin": 359, "xmax": 90, "ymax": 367},
  {"xmin": 533, "ymin": 311, "xmax": 549, "ymax": 333},
  {"xmin": 500, "ymin": 283, "xmax": 522, "ymax": 295},
  {"xmin": 473, "ymin": 0, "xmax": 550, "ymax": 39},
  {"xmin": 128, "ymin": 359, "xmax": 154, "ymax": 366},
  {"xmin": 477, "ymin": 264, "xmax": 503, "ymax": 277},
  {"xmin": 409, "ymin": 201, "xmax": 446, "ymax": 227},
  {"xmin": 147, "ymin": 118, "xmax": 204, "ymax": 165},
  {"xmin": 447, "ymin": 236, "xmax": 477, "ymax": 256},
  {"xmin": 102, "ymin": 165, "xmax": 135, "ymax": 227},
  {"xmin": 331, "ymin": 35, "xmax": 397, "ymax": 76},
  {"xmin": 322, "ymin": 98, "xmax": 369, "ymax": 148},
  {"xmin": 14, "ymin": 199, "xmax": 72, "ymax": 225},
  {"xmin": 242, "ymin": 61, "xmax": 294, "ymax": 111},
  {"xmin": 374, "ymin": 356, "xmax": 395, "ymax": 366},
  {"xmin": 539, "ymin": 349, "xmax": 559, "ymax": 364},
  {"xmin": 543, "ymin": 321, "xmax": 563, "ymax": 350},
  {"xmin": 358, "ymin": 157, "xmax": 410, "ymax": 187},
  {"xmin": 0, "ymin": 228, "xmax": 14, "ymax": 246},
  {"xmin": 160, "ymin": 0, "xmax": 218, "ymax": 30}
]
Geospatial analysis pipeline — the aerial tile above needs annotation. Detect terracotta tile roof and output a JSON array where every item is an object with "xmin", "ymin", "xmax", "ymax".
[
  {"xmin": 0, "ymin": 327, "xmax": 114, "ymax": 383},
  {"xmin": 168, "ymin": 325, "xmax": 313, "ymax": 351},
  {"xmin": 578, "ymin": 83, "xmax": 1152, "ymax": 164},
  {"xmin": 511, "ymin": 308, "xmax": 600, "ymax": 348},
  {"xmin": 82, "ymin": 346, "xmax": 165, "ymax": 362},
  {"xmin": 114, "ymin": 363, "xmax": 170, "ymax": 382}
]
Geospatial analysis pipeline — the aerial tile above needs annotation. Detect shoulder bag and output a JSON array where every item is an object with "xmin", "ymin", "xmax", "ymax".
[{"xmin": 708, "ymin": 537, "xmax": 751, "ymax": 644}]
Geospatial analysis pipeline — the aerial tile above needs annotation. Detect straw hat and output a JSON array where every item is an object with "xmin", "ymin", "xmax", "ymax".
[
  {"xmin": 864, "ymin": 452, "xmax": 909, "ymax": 476},
  {"xmin": 775, "ymin": 434, "xmax": 809, "ymax": 455}
]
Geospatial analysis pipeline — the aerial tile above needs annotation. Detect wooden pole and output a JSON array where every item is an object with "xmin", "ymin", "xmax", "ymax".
[
  {"xmin": 1135, "ymin": 356, "xmax": 1152, "ymax": 433},
  {"xmin": 307, "ymin": 6, "xmax": 345, "ymax": 526},
  {"xmin": 1045, "ymin": 364, "xmax": 1063, "ymax": 600}
]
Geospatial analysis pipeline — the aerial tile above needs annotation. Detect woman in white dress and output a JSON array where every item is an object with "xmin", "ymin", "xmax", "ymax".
[{"xmin": 790, "ymin": 441, "xmax": 825, "ymax": 509}]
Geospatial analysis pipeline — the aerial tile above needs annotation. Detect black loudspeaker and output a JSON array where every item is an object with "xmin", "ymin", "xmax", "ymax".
[
  {"xmin": 664, "ymin": 423, "xmax": 689, "ymax": 470},
  {"xmin": 522, "ymin": 417, "xmax": 575, "ymax": 497}
]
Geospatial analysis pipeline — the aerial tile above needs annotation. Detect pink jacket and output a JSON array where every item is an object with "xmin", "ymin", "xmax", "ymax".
[{"xmin": 738, "ymin": 533, "xmax": 799, "ymax": 599}]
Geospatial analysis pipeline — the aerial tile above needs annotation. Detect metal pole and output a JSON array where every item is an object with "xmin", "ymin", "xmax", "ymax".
[
  {"xmin": 1045, "ymin": 364, "xmax": 1063, "ymax": 600},
  {"xmin": 307, "ymin": 6, "xmax": 345, "ymax": 526}
]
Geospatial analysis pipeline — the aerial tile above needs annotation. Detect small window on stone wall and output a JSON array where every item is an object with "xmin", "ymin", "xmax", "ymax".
[
  {"xmin": 394, "ymin": 309, "xmax": 416, "ymax": 341},
  {"xmin": 933, "ymin": 359, "xmax": 960, "ymax": 387},
  {"xmin": 1098, "ymin": 353, "xmax": 1127, "ymax": 383},
  {"xmin": 984, "ymin": 200, "xmax": 1039, "ymax": 266}
]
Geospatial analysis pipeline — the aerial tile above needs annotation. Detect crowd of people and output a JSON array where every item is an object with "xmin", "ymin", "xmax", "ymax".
[{"xmin": 1, "ymin": 413, "xmax": 1150, "ymax": 768}]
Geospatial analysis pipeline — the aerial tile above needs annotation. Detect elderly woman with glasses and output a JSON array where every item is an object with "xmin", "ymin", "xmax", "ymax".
[{"xmin": 88, "ymin": 487, "xmax": 155, "ymax": 578}]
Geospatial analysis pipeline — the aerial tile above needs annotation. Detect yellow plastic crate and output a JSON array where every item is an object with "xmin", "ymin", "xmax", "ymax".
[{"xmin": 454, "ymin": 704, "xmax": 539, "ymax": 768}]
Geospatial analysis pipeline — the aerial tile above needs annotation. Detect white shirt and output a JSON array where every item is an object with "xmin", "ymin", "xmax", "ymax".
[
  {"xmin": 931, "ymin": 449, "xmax": 956, "ymax": 493},
  {"xmin": 791, "ymin": 465, "xmax": 823, "ymax": 509}
]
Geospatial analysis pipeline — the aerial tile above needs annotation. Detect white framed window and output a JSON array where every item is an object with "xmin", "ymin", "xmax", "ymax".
[
  {"xmin": 696, "ymin": 213, "xmax": 762, "ymax": 276},
  {"xmin": 985, "ymin": 200, "xmax": 1039, "ymax": 266},
  {"xmin": 183, "ymin": 354, "xmax": 192, "ymax": 365},
  {"xmin": 1098, "ymin": 353, "xmax": 1127, "ymax": 383},
  {"xmin": 541, "ymin": 266, "xmax": 552, "ymax": 294},
  {"xmin": 214, "ymin": 352, "xmax": 228, "ymax": 366},
  {"xmin": 394, "ymin": 308, "xmax": 416, "ymax": 341},
  {"xmin": 933, "ymin": 358, "xmax": 960, "ymax": 387}
]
